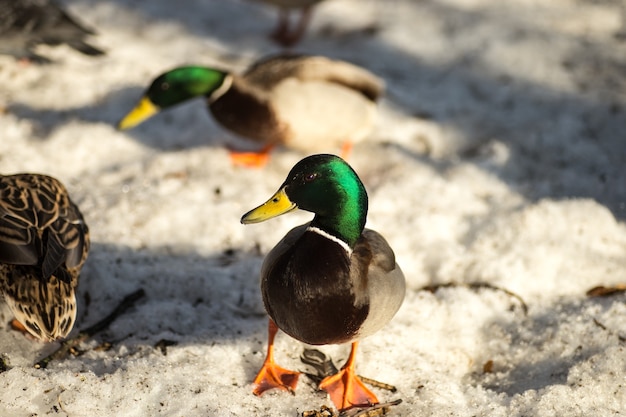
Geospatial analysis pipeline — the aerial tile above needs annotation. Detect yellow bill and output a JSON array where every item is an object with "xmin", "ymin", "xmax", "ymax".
[
  {"xmin": 241, "ymin": 188, "xmax": 296, "ymax": 224},
  {"xmin": 117, "ymin": 97, "xmax": 160, "ymax": 130}
]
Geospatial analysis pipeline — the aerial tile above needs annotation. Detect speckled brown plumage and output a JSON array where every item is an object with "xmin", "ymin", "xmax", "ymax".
[{"xmin": 0, "ymin": 173, "xmax": 89, "ymax": 342}]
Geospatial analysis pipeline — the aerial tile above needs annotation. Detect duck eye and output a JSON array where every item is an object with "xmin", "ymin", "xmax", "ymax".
[
  {"xmin": 160, "ymin": 82, "xmax": 170, "ymax": 91},
  {"xmin": 304, "ymin": 173, "xmax": 317, "ymax": 182}
]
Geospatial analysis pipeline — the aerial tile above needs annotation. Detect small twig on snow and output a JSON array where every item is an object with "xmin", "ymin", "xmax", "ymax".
[{"xmin": 420, "ymin": 281, "xmax": 528, "ymax": 315}]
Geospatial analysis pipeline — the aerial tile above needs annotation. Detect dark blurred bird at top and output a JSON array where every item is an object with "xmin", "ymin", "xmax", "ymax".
[
  {"xmin": 0, "ymin": 0, "xmax": 105, "ymax": 62},
  {"xmin": 252, "ymin": 0, "xmax": 327, "ymax": 46}
]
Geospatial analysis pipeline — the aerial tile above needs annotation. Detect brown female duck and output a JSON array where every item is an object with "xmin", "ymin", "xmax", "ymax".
[{"xmin": 0, "ymin": 174, "xmax": 89, "ymax": 341}]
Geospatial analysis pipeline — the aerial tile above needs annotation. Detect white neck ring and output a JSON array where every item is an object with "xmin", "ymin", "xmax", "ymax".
[{"xmin": 306, "ymin": 226, "xmax": 353, "ymax": 256}]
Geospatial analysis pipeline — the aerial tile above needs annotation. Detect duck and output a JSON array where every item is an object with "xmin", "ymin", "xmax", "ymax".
[
  {"xmin": 0, "ymin": 173, "xmax": 90, "ymax": 342},
  {"xmin": 250, "ymin": 0, "xmax": 328, "ymax": 46},
  {"xmin": 0, "ymin": 0, "xmax": 105, "ymax": 62},
  {"xmin": 117, "ymin": 54, "xmax": 384, "ymax": 167},
  {"xmin": 241, "ymin": 154, "xmax": 405, "ymax": 411}
]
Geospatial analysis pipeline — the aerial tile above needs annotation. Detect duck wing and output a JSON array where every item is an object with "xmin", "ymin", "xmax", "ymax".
[
  {"xmin": 244, "ymin": 54, "xmax": 384, "ymax": 101},
  {"xmin": 0, "ymin": 174, "xmax": 89, "ymax": 280},
  {"xmin": 350, "ymin": 229, "xmax": 405, "ymax": 339}
]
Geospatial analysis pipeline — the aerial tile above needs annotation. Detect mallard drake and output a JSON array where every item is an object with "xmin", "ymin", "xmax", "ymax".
[
  {"xmin": 241, "ymin": 154, "xmax": 405, "ymax": 411},
  {"xmin": 0, "ymin": 0, "xmax": 104, "ymax": 62},
  {"xmin": 251, "ymin": 0, "xmax": 328, "ymax": 46},
  {"xmin": 0, "ymin": 174, "xmax": 89, "ymax": 342},
  {"xmin": 118, "ymin": 54, "xmax": 383, "ymax": 166}
]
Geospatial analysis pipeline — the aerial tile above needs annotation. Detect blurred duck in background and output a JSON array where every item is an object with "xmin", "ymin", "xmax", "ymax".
[
  {"xmin": 0, "ymin": 0, "xmax": 104, "ymax": 62},
  {"xmin": 118, "ymin": 54, "xmax": 384, "ymax": 167}
]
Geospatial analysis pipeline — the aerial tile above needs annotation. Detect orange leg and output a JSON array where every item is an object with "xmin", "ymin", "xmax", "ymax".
[
  {"xmin": 10, "ymin": 319, "xmax": 39, "ymax": 341},
  {"xmin": 253, "ymin": 319, "xmax": 300, "ymax": 396},
  {"xmin": 229, "ymin": 144, "xmax": 274, "ymax": 168},
  {"xmin": 319, "ymin": 342, "xmax": 378, "ymax": 411},
  {"xmin": 340, "ymin": 140, "xmax": 354, "ymax": 160},
  {"xmin": 10, "ymin": 318, "xmax": 28, "ymax": 333}
]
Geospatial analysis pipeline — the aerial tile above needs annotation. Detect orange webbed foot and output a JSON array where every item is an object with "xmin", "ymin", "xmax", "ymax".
[
  {"xmin": 253, "ymin": 359, "xmax": 300, "ymax": 396},
  {"xmin": 319, "ymin": 366, "xmax": 378, "ymax": 411},
  {"xmin": 318, "ymin": 342, "xmax": 378, "ymax": 411},
  {"xmin": 229, "ymin": 145, "xmax": 274, "ymax": 168},
  {"xmin": 253, "ymin": 319, "xmax": 300, "ymax": 396}
]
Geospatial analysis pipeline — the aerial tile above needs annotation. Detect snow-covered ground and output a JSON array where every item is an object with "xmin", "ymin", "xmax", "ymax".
[{"xmin": 1, "ymin": 0, "xmax": 625, "ymax": 415}]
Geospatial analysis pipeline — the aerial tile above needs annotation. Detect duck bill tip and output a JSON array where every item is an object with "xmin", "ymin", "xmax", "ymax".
[
  {"xmin": 241, "ymin": 188, "xmax": 296, "ymax": 224},
  {"xmin": 117, "ymin": 97, "xmax": 159, "ymax": 130}
]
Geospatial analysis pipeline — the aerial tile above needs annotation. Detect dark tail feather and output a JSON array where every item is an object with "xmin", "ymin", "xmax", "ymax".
[{"xmin": 68, "ymin": 41, "xmax": 105, "ymax": 56}]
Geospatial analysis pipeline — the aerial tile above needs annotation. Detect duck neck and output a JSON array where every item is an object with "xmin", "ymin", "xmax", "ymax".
[
  {"xmin": 207, "ymin": 73, "xmax": 233, "ymax": 101},
  {"xmin": 310, "ymin": 184, "xmax": 367, "ymax": 250}
]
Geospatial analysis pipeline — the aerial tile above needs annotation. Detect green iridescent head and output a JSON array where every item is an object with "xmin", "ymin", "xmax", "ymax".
[
  {"xmin": 241, "ymin": 154, "xmax": 368, "ymax": 247},
  {"xmin": 118, "ymin": 66, "xmax": 229, "ymax": 130}
]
